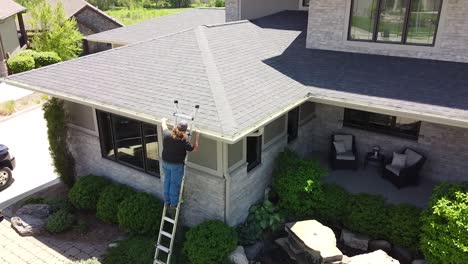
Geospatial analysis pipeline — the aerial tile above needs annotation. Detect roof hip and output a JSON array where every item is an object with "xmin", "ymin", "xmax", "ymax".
[{"xmin": 195, "ymin": 26, "xmax": 238, "ymax": 135}]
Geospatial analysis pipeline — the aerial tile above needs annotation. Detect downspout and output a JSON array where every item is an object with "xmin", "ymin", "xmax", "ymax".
[{"xmin": 222, "ymin": 142, "xmax": 232, "ymax": 225}]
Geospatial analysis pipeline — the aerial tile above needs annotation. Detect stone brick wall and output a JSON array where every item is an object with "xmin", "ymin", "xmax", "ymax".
[
  {"xmin": 307, "ymin": 0, "xmax": 468, "ymax": 63},
  {"xmin": 302, "ymin": 103, "xmax": 468, "ymax": 182},
  {"xmin": 68, "ymin": 127, "xmax": 224, "ymax": 226},
  {"xmin": 74, "ymin": 7, "xmax": 121, "ymax": 35},
  {"xmin": 226, "ymin": 0, "xmax": 240, "ymax": 21}
]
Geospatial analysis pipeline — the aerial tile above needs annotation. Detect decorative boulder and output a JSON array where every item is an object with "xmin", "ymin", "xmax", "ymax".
[
  {"xmin": 11, "ymin": 204, "xmax": 50, "ymax": 236},
  {"xmin": 369, "ymin": 239, "xmax": 392, "ymax": 253},
  {"xmin": 286, "ymin": 220, "xmax": 343, "ymax": 263},
  {"xmin": 341, "ymin": 229, "xmax": 370, "ymax": 251},
  {"xmin": 229, "ymin": 246, "xmax": 249, "ymax": 264},
  {"xmin": 349, "ymin": 250, "xmax": 400, "ymax": 264}
]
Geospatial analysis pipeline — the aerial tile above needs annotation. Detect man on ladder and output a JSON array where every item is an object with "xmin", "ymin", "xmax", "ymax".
[{"xmin": 154, "ymin": 101, "xmax": 199, "ymax": 264}]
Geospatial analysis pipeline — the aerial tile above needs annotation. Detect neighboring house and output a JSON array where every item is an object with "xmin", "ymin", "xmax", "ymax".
[
  {"xmin": 3, "ymin": 1, "xmax": 468, "ymax": 227},
  {"xmin": 84, "ymin": 8, "xmax": 225, "ymax": 52},
  {"xmin": 21, "ymin": 0, "xmax": 123, "ymax": 53},
  {"xmin": 0, "ymin": 0, "xmax": 27, "ymax": 57}
]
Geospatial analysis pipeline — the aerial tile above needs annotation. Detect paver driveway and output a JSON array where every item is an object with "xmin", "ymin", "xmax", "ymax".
[{"xmin": 0, "ymin": 217, "xmax": 108, "ymax": 264}]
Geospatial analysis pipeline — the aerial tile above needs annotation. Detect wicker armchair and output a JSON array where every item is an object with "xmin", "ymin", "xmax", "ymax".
[
  {"xmin": 330, "ymin": 134, "xmax": 358, "ymax": 170},
  {"xmin": 382, "ymin": 148, "xmax": 426, "ymax": 188}
]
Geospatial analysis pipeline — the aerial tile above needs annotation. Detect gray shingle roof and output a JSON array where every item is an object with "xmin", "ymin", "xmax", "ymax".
[
  {"xmin": 85, "ymin": 8, "xmax": 225, "ymax": 45},
  {"xmin": 0, "ymin": 0, "xmax": 26, "ymax": 20},
  {"xmin": 5, "ymin": 11, "xmax": 468, "ymax": 142}
]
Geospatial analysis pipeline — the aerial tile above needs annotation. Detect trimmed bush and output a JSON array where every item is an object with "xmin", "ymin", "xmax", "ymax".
[
  {"xmin": 386, "ymin": 204, "xmax": 422, "ymax": 250},
  {"xmin": 315, "ymin": 184, "xmax": 350, "ymax": 225},
  {"xmin": 68, "ymin": 175, "xmax": 111, "ymax": 210},
  {"xmin": 102, "ymin": 236, "xmax": 155, "ymax": 264},
  {"xmin": 343, "ymin": 193, "xmax": 389, "ymax": 238},
  {"xmin": 183, "ymin": 220, "xmax": 237, "ymax": 264},
  {"xmin": 33, "ymin": 51, "xmax": 62, "ymax": 67},
  {"xmin": 97, "ymin": 183, "xmax": 135, "ymax": 223},
  {"xmin": 46, "ymin": 209, "xmax": 75, "ymax": 233},
  {"xmin": 272, "ymin": 150, "xmax": 327, "ymax": 218},
  {"xmin": 45, "ymin": 198, "xmax": 73, "ymax": 213},
  {"xmin": 117, "ymin": 192, "xmax": 163, "ymax": 236},
  {"xmin": 421, "ymin": 182, "xmax": 468, "ymax": 264},
  {"xmin": 7, "ymin": 55, "xmax": 35, "ymax": 73}
]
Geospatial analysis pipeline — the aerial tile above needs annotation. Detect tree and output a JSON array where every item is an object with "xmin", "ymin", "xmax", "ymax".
[{"xmin": 28, "ymin": 0, "xmax": 83, "ymax": 60}]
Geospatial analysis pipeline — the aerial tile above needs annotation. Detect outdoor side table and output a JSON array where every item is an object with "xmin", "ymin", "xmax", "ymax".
[{"xmin": 364, "ymin": 152, "xmax": 385, "ymax": 168}]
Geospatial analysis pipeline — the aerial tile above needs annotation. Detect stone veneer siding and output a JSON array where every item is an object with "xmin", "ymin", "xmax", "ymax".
[
  {"xmin": 307, "ymin": 0, "xmax": 468, "ymax": 63},
  {"xmin": 68, "ymin": 128, "xmax": 225, "ymax": 226},
  {"xmin": 226, "ymin": 0, "xmax": 241, "ymax": 22},
  {"xmin": 302, "ymin": 103, "xmax": 468, "ymax": 182}
]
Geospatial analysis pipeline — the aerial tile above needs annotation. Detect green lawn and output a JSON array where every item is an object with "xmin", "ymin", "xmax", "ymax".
[{"xmin": 107, "ymin": 7, "xmax": 190, "ymax": 25}]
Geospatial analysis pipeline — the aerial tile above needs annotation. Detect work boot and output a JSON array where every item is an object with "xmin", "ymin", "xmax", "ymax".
[{"xmin": 166, "ymin": 206, "xmax": 176, "ymax": 219}]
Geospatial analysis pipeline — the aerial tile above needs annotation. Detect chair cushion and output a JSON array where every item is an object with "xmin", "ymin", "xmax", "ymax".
[
  {"xmin": 391, "ymin": 153, "xmax": 407, "ymax": 168},
  {"xmin": 334, "ymin": 135, "xmax": 353, "ymax": 151},
  {"xmin": 337, "ymin": 151, "xmax": 356, "ymax": 161},
  {"xmin": 404, "ymin": 149, "xmax": 422, "ymax": 167},
  {"xmin": 333, "ymin": 141, "xmax": 346, "ymax": 154},
  {"xmin": 385, "ymin": 164, "xmax": 402, "ymax": 176}
]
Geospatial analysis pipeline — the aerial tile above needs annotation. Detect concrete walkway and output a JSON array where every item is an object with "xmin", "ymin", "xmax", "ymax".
[
  {"xmin": 0, "ymin": 107, "xmax": 58, "ymax": 209},
  {"xmin": 0, "ymin": 82, "xmax": 33, "ymax": 103},
  {"xmin": 0, "ymin": 218, "xmax": 108, "ymax": 264}
]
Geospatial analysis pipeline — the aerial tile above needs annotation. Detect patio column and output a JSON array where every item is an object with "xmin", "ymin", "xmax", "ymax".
[
  {"xmin": 0, "ymin": 34, "xmax": 8, "ymax": 77},
  {"xmin": 17, "ymin": 12, "xmax": 28, "ymax": 47}
]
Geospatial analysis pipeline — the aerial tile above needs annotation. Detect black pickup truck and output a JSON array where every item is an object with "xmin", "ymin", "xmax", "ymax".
[{"xmin": 0, "ymin": 144, "xmax": 15, "ymax": 191}]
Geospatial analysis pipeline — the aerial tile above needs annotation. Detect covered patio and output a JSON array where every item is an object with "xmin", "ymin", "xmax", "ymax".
[{"xmin": 322, "ymin": 165, "xmax": 437, "ymax": 209}]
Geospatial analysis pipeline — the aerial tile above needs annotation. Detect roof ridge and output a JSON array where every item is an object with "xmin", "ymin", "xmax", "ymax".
[{"xmin": 194, "ymin": 26, "xmax": 238, "ymax": 135}]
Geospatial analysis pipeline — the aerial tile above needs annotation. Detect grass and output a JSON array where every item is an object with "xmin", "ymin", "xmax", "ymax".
[
  {"xmin": 0, "ymin": 100, "xmax": 16, "ymax": 116},
  {"xmin": 106, "ymin": 7, "xmax": 190, "ymax": 25}
]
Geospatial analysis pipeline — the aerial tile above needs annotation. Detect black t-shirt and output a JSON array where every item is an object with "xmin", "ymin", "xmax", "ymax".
[{"xmin": 162, "ymin": 129, "xmax": 194, "ymax": 164}]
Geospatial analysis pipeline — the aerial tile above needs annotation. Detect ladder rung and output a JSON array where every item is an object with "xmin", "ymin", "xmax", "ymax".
[
  {"xmin": 157, "ymin": 245, "xmax": 170, "ymax": 253},
  {"xmin": 174, "ymin": 113, "xmax": 194, "ymax": 120},
  {"xmin": 160, "ymin": 230, "xmax": 173, "ymax": 239},
  {"xmin": 163, "ymin": 216, "xmax": 175, "ymax": 224}
]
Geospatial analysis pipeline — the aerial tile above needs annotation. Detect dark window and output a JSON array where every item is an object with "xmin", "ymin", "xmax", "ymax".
[
  {"xmin": 247, "ymin": 136, "xmax": 262, "ymax": 172},
  {"xmin": 348, "ymin": 0, "xmax": 442, "ymax": 46},
  {"xmin": 96, "ymin": 110, "xmax": 160, "ymax": 176},
  {"xmin": 303, "ymin": 0, "xmax": 310, "ymax": 7},
  {"xmin": 288, "ymin": 107, "xmax": 299, "ymax": 142},
  {"xmin": 343, "ymin": 109, "xmax": 421, "ymax": 140}
]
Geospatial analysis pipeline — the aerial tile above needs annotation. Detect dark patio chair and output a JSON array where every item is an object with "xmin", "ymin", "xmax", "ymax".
[
  {"xmin": 382, "ymin": 148, "xmax": 426, "ymax": 189},
  {"xmin": 330, "ymin": 134, "xmax": 358, "ymax": 170}
]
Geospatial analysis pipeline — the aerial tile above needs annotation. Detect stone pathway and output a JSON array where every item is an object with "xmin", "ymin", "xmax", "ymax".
[{"xmin": 0, "ymin": 218, "xmax": 108, "ymax": 264}]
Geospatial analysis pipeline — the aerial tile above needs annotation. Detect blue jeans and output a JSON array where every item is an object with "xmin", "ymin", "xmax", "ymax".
[{"xmin": 162, "ymin": 162, "xmax": 185, "ymax": 206}]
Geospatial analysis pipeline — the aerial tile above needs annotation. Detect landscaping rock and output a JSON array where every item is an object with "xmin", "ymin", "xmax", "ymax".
[
  {"xmin": 229, "ymin": 246, "xmax": 249, "ymax": 264},
  {"xmin": 412, "ymin": 260, "xmax": 426, "ymax": 264},
  {"xmin": 286, "ymin": 220, "xmax": 343, "ymax": 263},
  {"xmin": 11, "ymin": 204, "xmax": 50, "ymax": 236},
  {"xmin": 244, "ymin": 241, "xmax": 264, "ymax": 260},
  {"xmin": 349, "ymin": 250, "xmax": 400, "ymax": 264},
  {"xmin": 341, "ymin": 229, "xmax": 370, "ymax": 251},
  {"xmin": 391, "ymin": 246, "xmax": 413, "ymax": 264},
  {"xmin": 369, "ymin": 239, "xmax": 392, "ymax": 253}
]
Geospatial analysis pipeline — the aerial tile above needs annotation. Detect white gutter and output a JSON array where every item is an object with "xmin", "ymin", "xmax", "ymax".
[{"xmin": 222, "ymin": 142, "xmax": 232, "ymax": 225}]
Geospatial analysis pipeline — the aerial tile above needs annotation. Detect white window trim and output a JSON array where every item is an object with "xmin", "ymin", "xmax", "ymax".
[
  {"xmin": 342, "ymin": 0, "xmax": 449, "ymax": 51},
  {"xmin": 228, "ymin": 138, "xmax": 247, "ymax": 173}
]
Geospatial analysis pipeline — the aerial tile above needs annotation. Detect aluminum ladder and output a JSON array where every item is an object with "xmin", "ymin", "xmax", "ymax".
[{"xmin": 153, "ymin": 100, "xmax": 199, "ymax": 264}]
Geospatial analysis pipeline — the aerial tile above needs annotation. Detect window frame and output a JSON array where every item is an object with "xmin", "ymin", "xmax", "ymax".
[
  {"xmin": 246, "ymin": 135, "xmax": 262, "ymax": 172},
  {"xmin": 343, "ymin": 109, "xmax": 421, "ymax": 140},
  {"xmin": 347, "ymin": 0, "xmax": 443, "ymax": 47},
  {"xmin": 96, "ymin": 110, "xmax": 160, "ymax": 177}
]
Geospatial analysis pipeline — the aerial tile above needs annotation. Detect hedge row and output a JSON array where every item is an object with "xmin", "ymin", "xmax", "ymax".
[
  {"xmin": 7, "ymin": 50, "xmax": 61, "ymax": 74},
  {"xmin": 68, "ymin": 175, "xmax": 163, "ymax": 236}
]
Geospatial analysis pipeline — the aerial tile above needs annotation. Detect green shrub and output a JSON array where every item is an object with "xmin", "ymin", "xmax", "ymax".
[
  {"xmin": 237, "ymin": 191, "xmax": 285, "ymax": 245},
  {"xmin": 168, "ymin": 0, "xmax": 191, "ymax": 7},
  {"xmin": 117, "ymin": 192, "xmax": 163, "ymax": 235},
  {"xmin": 214, "ymin": 0, "xmax": 225, "ymax": 7},
  {"xmin": 343, "ymin": 193, "xmax": 389, "ymax": 238},
  {"xmin": 43, "ymin": 98, "xmax": 76, "ymax": 187},
  {"xmin": 102, "ymin": 236, "xmax": 155, "ymax": 264},
  {"xmin": 46, "ymin": 209, "xmax": 75, "ymax": 233},
  {"xmin": 73, "ymin": 219, "xmax": 90, "ymax": 235},
  {"xmin": 315, "ymin": 184, "xmax": 350, "ymax": 225},
  {"xmin": 33, "ymin": 51, "xmax": 62, "ymax": 67},
  {"xmin": 421, "ymin": 182, "xmax": 468, "ymax": 264},
  {"xmin": 7, "ymin": 55, "xmax": 35, "ymax": 73},
  {"xmin": 45, "ymin": 198, "xmax": 73, "ymax": 213},
  {"xmin": 97, "ymin": 183, "xmax": 135, "ymax": 223},
  {"xmin": 386, "ymin": 204, "xmax": 422, "ymax": 250},
  {"xmin": 272, "ymin": 150, "xmax": 327, "ymax": 218},
  {"xmin": 68, "ymin": 175, "xmax": 111, "ymax": 210},
  {"xmin": 184, "ymin": 220, "xmax": 237, "ymax": 264}
]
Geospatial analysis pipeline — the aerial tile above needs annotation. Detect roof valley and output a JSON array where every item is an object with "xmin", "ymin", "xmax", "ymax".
[{"xmin": 195, "ymin": 26, "xmax": 238, "ymax": 135}]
